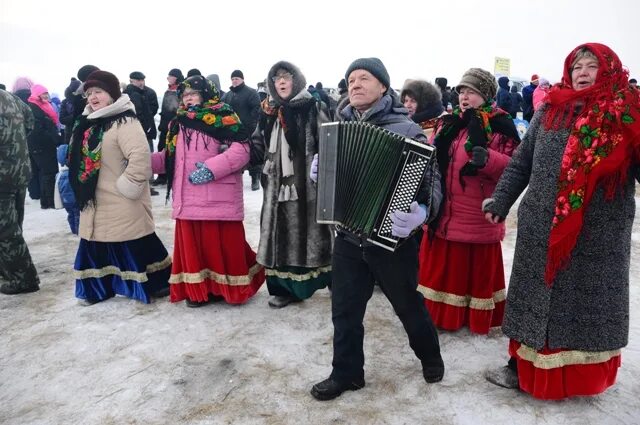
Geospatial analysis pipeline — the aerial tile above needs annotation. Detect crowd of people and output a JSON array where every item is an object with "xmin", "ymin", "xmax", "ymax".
[{"xmin": 1, "ymin": 41, "xmax": 639, "ymax": 403}]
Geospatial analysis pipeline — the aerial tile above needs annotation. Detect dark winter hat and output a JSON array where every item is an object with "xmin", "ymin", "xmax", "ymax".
[
  {"xmin": 435, "ymin": 77, "xmax": 448, "ymax": 90},
  {"xmin": 64, "ymin": 78, "xmax": 82, "ymax": 99},
  {"xmin": 400, "ymin": 79, "xmax": 442, "ymax": 114},
  {"xmin": 266, "ymin": 60, "xmax": 307, "ymax": 105},
  {"xmin": 187, "ymin": 68, "xmax": 201, "ymax": 78},
  {"xmin": 168, "ymin": 68, "xmax": 184, "ymax": 82},
  {"xmin": 456, "ymin": 68, "xmax": 497, "ymax": 101},
  {"xmin": 231, "ymin": 70, "xmax": 244, "ymax": 80},
  {"xmin": 84, "ymin": 70, "xmax": 121, "ymax": 101},
  {"xmin": 0, "ymin": 84, "xmax": 6, "ymax": 91},
  {"xmin": 338, "ymin": 78, "xmax": 347, "ymax": 92},
  {"xmin": 129, "ymin": 71, "xmax": 145, "ymax": 80},
  {"xmin": 77, "ymin": 65, "xmax": 100, "ymax": 82},
  {"xmin": 178, "ymin": 75, "xmax": 219, "ymax": 103},
  {"xmin": 345, "ymin": 57, "xmax": 390, "ymax": 90},
  {"xmin": 629, "ymin": 78, "xmax": 637, "ymax": 84}
]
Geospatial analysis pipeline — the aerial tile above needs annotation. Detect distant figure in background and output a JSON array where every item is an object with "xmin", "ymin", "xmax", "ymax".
[
  {"xmin": 435, "ymin": 77, "xmax": 450, "ymax": 110},
  {"xmin": 0, "ymin": 89, "xmax": 40, "ymax": 295},
  {"xmin": 124, "ymin": 71, "xmax": 158, "ymax": 152},
  {"xmin": 508, "ymin": 86, "xmax": 523, "ymax": 117},
  {"xmin": 12, "ymin": 77, "xmax": 34, "ymax": 104},
  {"xmin": 315, "ymin": 82, "xmax": 333, "ymax": 118},
  {"xmin": 521, "ymin": 74, "xmax": 539, "ymax": 122},
  {"xmin": 496, "ymin": 76, "xmax": 512, "ymax": 115},
  {"xmin": 69, "ymin": 70, "xmax": 171, "ymax": 305},
  {"xmin": 56, "ymin": 144, "xmax": 80, "ymax": 235},
  {"xmin": 337, "ymin": 78, "xmax": 347, "ymax": 96},
  {"xmin": 400, "ymin": 79, "xmax": 446, "ymax": 138},
  {"xmin": 206, "ymin": 74, "xmax": 225, "ymax": 98},
  {"xmin": 629, "ymin": 78, "xmax": 637, "ymax": 89},
  {"xmin": 187, "ymin": 68, "xmax": 201, "ymax": 78},
  {"xmin": 71, "ymin": 65, "xmax": 100, "ymax": 123},
  {"xmin": 27, "ymin": 84, "xmax": 61, "ymax": 208},
  {"xmin": 59, "ymin": 78, "xmax": 82, "ymax": 143},
  {"xmin": 222, "ymin": 69, "xmax": 261, "ymax": 191},
  {"xmin": 257, "ymin": 80, "xmax": 268, "ymax": 102},
  {"xmin": 532, "ymin": 78, "xmax": 551, "ymax": 111},
  {"xmin": 154, "ymin": 68, "xmax": 184, "ymax": 186}
]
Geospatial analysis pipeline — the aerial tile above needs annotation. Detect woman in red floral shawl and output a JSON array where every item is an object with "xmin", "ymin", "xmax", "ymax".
[{"xmin": 483, "ymin": 43, "xmax": 640, "ymax": 399}]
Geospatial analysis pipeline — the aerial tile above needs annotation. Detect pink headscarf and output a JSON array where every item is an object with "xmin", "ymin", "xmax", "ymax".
[{"xmin": 28, "ymin": 84, "xmax": 60, "ymax": 126}]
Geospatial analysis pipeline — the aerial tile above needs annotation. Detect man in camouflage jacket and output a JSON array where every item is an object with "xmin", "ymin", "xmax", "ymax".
[{"xmin": 0, "ymin": 89, "xmax": 40, "ymax": 294}]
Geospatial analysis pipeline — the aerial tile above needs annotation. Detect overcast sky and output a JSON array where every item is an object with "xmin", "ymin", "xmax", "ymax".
[{"xmin": 1, "ymin": 0, "xmax": 639, "ymax": 97}]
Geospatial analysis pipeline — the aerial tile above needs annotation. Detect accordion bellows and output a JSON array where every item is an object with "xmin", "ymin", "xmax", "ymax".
[{"xmin": 316, "ymin": 121, "xmax": 435, "ymax": 251}]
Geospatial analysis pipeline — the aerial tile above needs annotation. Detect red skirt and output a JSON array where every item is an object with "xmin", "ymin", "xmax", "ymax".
[
  {"xmin": 509, "ymin": 340, "xmax": 621, "ymax": 400},
  {"xmin": 169, "ymin": 219, "xmax": 265, "ymax": 304},
  {"xmin": 417, "ymin": 235, "xmax": 505, "ymax": 334}
]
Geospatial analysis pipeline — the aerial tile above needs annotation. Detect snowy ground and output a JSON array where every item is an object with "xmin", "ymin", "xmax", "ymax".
[{"xmin": 1, "ymin": 175, "xmax": 639, "ymax": 425}]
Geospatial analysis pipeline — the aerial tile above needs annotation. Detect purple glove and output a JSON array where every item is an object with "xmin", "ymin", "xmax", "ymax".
[
  {"xmin": 310, "ymin": 153, "xmax": 319, "ymax": 183},
  {"xmin": 391, "ymin": 201, "xmax": 427, "ymax": 238}
]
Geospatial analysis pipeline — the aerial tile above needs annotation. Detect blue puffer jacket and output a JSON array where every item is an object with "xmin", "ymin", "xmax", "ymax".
[{"xmin": 56, "ymin": 144, "xmax": 76, "ymax": 206}]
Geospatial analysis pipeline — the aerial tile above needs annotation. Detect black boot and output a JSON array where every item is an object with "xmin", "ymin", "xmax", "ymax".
[
  {"xmin": 310, "ymin": 377, "xmax": 365, "ymax": 401},
  {"xmin": 251, "ymin": 173, "xmax": 260, "ymax": 191}
]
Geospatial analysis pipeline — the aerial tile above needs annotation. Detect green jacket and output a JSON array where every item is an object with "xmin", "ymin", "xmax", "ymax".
[{"xmin": 0, "ymin": 90, "xmax": 34, "ymax": 191}]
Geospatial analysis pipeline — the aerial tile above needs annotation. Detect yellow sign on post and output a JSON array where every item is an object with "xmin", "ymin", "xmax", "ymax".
[{"xmin": 494, "ymin": 57, "xmax": 511, "ymax": 77}]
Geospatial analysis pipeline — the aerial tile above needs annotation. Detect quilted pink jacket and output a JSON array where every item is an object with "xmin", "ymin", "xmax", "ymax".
[{"xmin": 152, "ymin": 131, "xmax": 249, "ymax": 221}]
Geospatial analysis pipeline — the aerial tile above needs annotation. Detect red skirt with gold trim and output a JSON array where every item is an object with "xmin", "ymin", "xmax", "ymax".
[
  {"xmin": 510, "ymin": 339, "xmax": 621, "ymax": 400},
  {"xmin": 418, "ymin": 235, "xmax": 505, "ymax": 334},
  {"xmin": 169, "ymin": 219, "xmax": 265, "ymax": 304}
]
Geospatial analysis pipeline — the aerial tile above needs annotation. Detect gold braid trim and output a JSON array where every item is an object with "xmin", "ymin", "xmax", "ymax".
[
  {"xmin": 516, "ymin": 344, "xmax": 621, "ymax": 370},
  {"xmin": 417, "ymin": 286, "xmax": 506, "ymax": 310},
  {"xmin": 74, "ymin": 256, "xmax": 172, "ymax": 283},
  {"xmin": 265, "ymin": 265, "xmax": 332, "ymax": 282},
  {"xmin": 169, "ymin": 263, "xmax": 264, "ymax": 286}
]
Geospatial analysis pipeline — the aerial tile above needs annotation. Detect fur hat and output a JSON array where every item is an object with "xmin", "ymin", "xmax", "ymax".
[
  {"xmin": 456, "ymin": 68, "xmax": 497, "ymax": 101},
  {"xmin": 400, "ymin": 79, "xmax": 442, "ymax": 114},
  {"xmin": 266, "ymin": 60, "xmax": 306, "ymax": 105},
  {"xmin": 129, "ymin": 71, "xmax": 145, "ymax": 80},
  {"xmin": 178, "ymin": 75, "xmax": 219, "ymax": 103},
  {"xmin": 84, "ymin": 70, "xmax": 121, "ymax": 101},
  {"xmin": 231, "ymin": 70, "xmax": 244, "ymax": 80},
  {"xmin": 345, "ymin": 57, "xmax": 390, "ymax": 90},
  {"xmin": 168, "ymin": 68, "xmax": 184, "ymax": 83},
  {"xmin": 77, "ymin": 65, "xmax": 99, "ymax": 82}
]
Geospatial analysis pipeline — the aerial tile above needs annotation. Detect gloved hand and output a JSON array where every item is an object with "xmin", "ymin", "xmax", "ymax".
[
  {"xmin": 391, "ymin": 201, "xmax": 427, "ymax": 238},
  {"xmin": 470, "ymin": 146, "xmax": 489, "ymax": 168},
  {"xmin": 310, "ymin": 153, "xmax": 319, "ymax": 183},
  {"xmin": 462, "ymin": 107, "xmax": 476, "ymax": 124},
  {"xmin": 466, "ymin": 111, "xmax": 487, "ymax": 145},
  {"xmin": 188, "ymin": 162, "xmax": 214, "ymax": 184}
]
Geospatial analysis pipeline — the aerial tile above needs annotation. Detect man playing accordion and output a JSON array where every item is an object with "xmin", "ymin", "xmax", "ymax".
[{"xmin": 310, "ymin": 57, "xmax": 445, "ymax": 401}]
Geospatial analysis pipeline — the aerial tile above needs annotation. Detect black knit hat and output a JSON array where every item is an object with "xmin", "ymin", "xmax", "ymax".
[
  {"xmin": 345, "ymin": 57, "xmax": 390, "ymax": 89},
  {"xmin": 231, "ymin": 70, "xmax": 244, "ymax": 80},
  {"xmin": 456, "ymin": 68, "xmax": 497, "ymax": 101},
  {"xmin": 187, "ymin": 68, "xmax": 202, "ymax": 77},
  {"xmin": 178, "ymin": 75, "xmax": 219, "ymax": 103},
  {"xmin": 129, "ymin": 71, "xmax": 145, "ymax": 80},
  {"xmin": 168, "ymin": 68, "xmax": 184, "ymax": 82},
  {"xmin": 84, "ymin": 70, "xmax": 121, "ymax": 101},
  {"xmin": 77, "ymin": 65, "xmax": 99, "ymax": 82}
]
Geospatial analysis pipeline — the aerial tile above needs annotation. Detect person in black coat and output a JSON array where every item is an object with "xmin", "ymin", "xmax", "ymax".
[
  {"xmin": 222, "ymin": 70, "xmax": 261, "ymax": 190},
  {"xmin": 59, "ymin": 78, "xmax": 82, "ymax": 144},
  {"xmin": 124, "ymin": 71, "xmax": 158, "ymax": 152}
]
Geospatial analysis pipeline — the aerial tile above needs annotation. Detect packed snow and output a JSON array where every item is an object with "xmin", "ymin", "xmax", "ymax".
[{"xmin": 0, "ymin": 176, "xmax": 638, "ymax": 425}]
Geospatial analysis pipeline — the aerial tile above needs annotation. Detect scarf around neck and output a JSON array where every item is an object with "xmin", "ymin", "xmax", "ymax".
[
  {"xmin": 68, "ymin": 95, "xmax": 137, "ymax": 210},
  {"xmin": 541, "ymin": 42, "xmax": 640, "ymax": 285}
]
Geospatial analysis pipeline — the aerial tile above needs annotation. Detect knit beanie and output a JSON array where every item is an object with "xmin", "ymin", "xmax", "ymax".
[
  {"xmin": 345, "ymin": 57, "xmax": 390, "ymax": 90},
  {"xmin": 168, "ymin": 68, "xmax": 184, "ymax": 82},
  {"xmin": 231, "ymin": 70, "xmax": 244, "ymax": 80},
  {"xmin": 456, "ymin": 68, "xmax": 497, "ymax": 101},
  {"xmin": 77, "ymin": 65, "xmax": 99, "ymax": 82},
  {"xmin": 187, "ymin": 68, "xmax": 202, "ymax": 77},
  {"xmin": 129, "ymin": 71, "xmax": 145, "ymax": 80},
  {"xmin": 84, "ymin": 70, "xmax": 122, "ymax": 101}
]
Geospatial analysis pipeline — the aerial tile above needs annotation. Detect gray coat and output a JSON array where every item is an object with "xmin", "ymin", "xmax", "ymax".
[
  {"xmin": 253, "ymin": 91, "xmax": 333, "ymax": 269},
  {"xmin": 485, "ymin": 107, "xmax": 639, "ymax": 351}
]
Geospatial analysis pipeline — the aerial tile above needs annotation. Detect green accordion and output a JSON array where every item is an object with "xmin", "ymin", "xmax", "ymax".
[{"xmin": 316, "ymin": 121, "xmax": 436, "ymax": 251}]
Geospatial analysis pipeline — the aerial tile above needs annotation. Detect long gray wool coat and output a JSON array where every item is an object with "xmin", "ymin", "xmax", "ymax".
[
  {"xmin": 485, "ymin": 107, "xmax": 639, "ymax": 352},
  {"xmin": 252, "ymin": 93, "xmax": 333, "ymax": 269}
]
